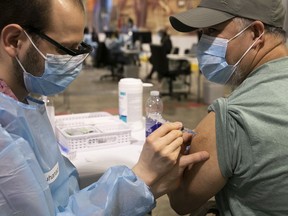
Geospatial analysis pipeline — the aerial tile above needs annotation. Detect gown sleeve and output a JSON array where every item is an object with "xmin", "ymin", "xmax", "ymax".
[
  {"xmin": 57, "ymin": 166, "xmax": 156, "ymax": 216},
  {"xmin": 0, "ymin": 126, "xmax": 155, "ymax": 216}
]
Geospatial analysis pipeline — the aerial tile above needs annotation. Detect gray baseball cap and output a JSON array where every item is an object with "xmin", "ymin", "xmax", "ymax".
[{"xmin": 170, "ymin": 0, "xmax": 286, "ymax": 32}]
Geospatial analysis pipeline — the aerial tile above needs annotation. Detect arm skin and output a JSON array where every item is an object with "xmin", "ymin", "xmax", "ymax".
[
  {"xmin": 132, "ymin": 122, "xmax": 210, "ymax": 199},
  {"xmin": 168, "ymin": 112, "xmax": 227, "ymax": 215}
]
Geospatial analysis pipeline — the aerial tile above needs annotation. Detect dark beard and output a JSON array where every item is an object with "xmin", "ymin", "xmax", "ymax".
[
  {"xmin": 12, "ymin": 43, "xmax": 44, "ymax": 89},
  {"xmin": 12, "ymin": 57, "xmax": 25, "ymax": 87},
  {"xmin": 228, "ymin": 67, "xmax": 249, "ymax": 87}
]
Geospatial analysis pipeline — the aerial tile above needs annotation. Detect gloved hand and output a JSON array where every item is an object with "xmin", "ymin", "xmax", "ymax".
[
  {"xmin": 133, "ymin": 122, "xmax": 184, "ymax": 186},
  {"xmin": 150, "ymin": 149, "xmax": 209, "ymax": 198},
  {"xmin": 132, "ymin": 122, "xmax": 209, "ymax": 198}
]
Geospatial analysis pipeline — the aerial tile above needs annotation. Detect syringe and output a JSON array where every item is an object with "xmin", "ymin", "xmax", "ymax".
[
  {"xmin": 181, "ymin": 126, "xmax": 197, "ymax": 135},
  {"xmin": 149, "ymin": 115, "xmax": 197, "ymax": 135}
]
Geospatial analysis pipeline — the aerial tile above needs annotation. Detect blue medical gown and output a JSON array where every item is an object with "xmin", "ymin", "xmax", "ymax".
[{"xmin": 0, "ymin": 93, "xmax": 155, "ymax": 216}]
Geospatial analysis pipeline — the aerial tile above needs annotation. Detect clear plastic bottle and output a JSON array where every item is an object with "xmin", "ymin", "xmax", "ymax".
[{"xmin": 145, "ymin": 91, "xmax": 164, "ymax": 137}]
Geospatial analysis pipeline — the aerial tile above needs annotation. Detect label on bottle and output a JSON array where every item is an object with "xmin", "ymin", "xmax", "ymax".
[
  {"xmin": 145, "ymin": 117, "xmax": 162, "ymax": 137},
  {"xmin": 119, "ymin": 90, "xmax": 142, "ymax": 125},
  {"xmin": 119, "ymin": 91, "xmax": 128, "ymax": 122}
]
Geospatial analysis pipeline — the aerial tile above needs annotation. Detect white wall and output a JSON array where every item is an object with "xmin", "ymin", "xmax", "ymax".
[
  {"xmin": 170, "ymin": 35, "xmax": 198, "ymax": 54},
  {"xmin": 97, "ymin": 32, "xmax": 198, "ymax": 54},
  {"xmin": 151, "ymin": 34, "xmax": 198, "ymax": 54},
  {"xmin": 143, "ymin": 34, "xmax": 198, "ymax": 54}
]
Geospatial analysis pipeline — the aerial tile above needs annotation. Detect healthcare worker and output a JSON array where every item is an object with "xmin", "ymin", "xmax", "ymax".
[{"xmin": 0, "ymin": 0, "xmax": 209, "ymax": 215}]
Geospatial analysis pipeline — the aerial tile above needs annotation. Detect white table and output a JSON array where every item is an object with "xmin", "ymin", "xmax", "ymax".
[
  {"xmin": 167, "ymin": 54, "xmax": 201, "ymax": 102},
  {"xmin": 167, "ymin": 54, "xmax": 195, "ymax": 62},
  {"xmin": 121, "ymin": 47, "xmax": 141, "ymax": 55},
  {"xmin": 70, "ymin": 128, "xmax": 146, "ymax": 188}
]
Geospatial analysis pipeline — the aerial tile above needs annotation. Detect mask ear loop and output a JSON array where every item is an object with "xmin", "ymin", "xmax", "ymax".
[
  {"xmin": 23, "ymin": 30, "xmax": 47, "ymax": 60},
  {"xmin": 228, "ymin": 23, "xmax": 254, "ymax": 43},
  {"xmin": 15, "ymin": 56, "xmax": 28, "ymax": 73},
  {"xmin": 234, "ymin": 31, "xmax": 265, "ymax": 67}
]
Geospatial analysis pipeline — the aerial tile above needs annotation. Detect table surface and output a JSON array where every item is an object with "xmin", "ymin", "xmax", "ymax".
[
  {"xmin": 121, "ymin": 47, "xmax": 141, "ymax": 54},
  {"xmin": 167, "ymin": 53, "xmax": 197, "ymax": 62},
  {"xmin": 70, "ymin": 128, "xmax": 145, "ymax": 188},
  {"xmin": 167, "ymin": 53, "xmax": 202, "ymax": 102}
]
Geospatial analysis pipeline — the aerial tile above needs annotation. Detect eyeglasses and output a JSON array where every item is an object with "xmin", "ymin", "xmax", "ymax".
[{"xmin": 25, "ymin": 27, "xmax": 92, "ymax": 56}]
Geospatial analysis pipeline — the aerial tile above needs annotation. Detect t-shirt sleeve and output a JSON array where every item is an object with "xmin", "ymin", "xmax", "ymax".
[{"xmin": 208, "ymin": 98, "xmax": 251, "ymax": 179}]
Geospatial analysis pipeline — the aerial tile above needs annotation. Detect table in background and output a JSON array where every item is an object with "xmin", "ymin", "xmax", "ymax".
[
  {"xmin": 167, "ymin": 54, "xmax": 201, "ymax": 102},
  {"xmin": 121, "ymin": 47, "xmax": 141, "ymax": 65}
]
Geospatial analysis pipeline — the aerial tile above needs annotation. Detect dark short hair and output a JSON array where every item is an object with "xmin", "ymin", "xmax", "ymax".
[
  {"xmin": 128, "ymin": 18, "xmax": 134, "ymax": 24},
  {"xmin": 0, "ymin": 0, "xmax": 85, "ymax": 34}
]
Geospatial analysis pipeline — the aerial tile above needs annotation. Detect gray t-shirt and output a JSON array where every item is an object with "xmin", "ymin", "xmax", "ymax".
[{"xmin": 209, "ymin": 57, "xmax": 288, "ymax": 215}]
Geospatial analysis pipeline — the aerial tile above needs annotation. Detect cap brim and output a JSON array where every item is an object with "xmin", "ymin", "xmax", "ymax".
[{"xmin": 170, "ymin": 7, "xmax": 235, "ymax": 32}]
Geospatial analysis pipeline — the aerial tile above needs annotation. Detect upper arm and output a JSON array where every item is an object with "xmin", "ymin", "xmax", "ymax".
[
  {"xmin": 187, "ymin": 111, "xmax": 227, "ymax": 203},
  {"xmin": 169, "ymin": 112, "xmax": 227, "ymax": 214}
]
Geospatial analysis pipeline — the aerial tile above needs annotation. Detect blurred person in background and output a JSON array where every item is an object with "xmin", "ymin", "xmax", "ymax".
[{"xmin": 146, "ymin": 28, "xmax": 172, "ymax": 80}]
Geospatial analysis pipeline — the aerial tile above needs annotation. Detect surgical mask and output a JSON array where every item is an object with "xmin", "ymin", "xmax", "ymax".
[
  {"xmin": 16, "ymin": 31, "xmax": 89, "ymax": 96},
  {"xmin": 197, "ymin": 24, "xmax": 264, "ymax": 84}
]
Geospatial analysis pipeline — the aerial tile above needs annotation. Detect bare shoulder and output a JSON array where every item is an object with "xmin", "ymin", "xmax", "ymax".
[
  {"xmin": 168, "ymin": 112, "xmax": 227, "ymax": 213},
  {"xmin": 193, "ymin": 111, "xmax": 216, "ymax": 150},
  {"xmin": 185, "ymin": 111, "xmax": 226, "ymax": 206}
]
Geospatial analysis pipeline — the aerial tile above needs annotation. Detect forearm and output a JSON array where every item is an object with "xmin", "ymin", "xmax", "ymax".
[
  {"xmin": 167, "ymin": 157, "xmax": 225, "ymax": 214},
  {"xmin": 132, "ymin": 164, "xmax": 168, "ymax": 199},
  {"xmin": 168, "ymin": 181, "xmax": 206, "ymax": 215}
]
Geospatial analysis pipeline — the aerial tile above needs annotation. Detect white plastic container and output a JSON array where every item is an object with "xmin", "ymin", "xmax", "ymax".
[
  {"xmin": 55, "ymin": 114, "xmax": 131, "ymax": 152},
  {"xmin": 118, "ymin": 78, "xmax": 143, "ymax": 130}
]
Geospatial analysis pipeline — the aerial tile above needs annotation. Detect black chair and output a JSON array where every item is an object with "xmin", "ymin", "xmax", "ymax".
[
  {"xmin": 149, "ymin": 44, "xmax": 191, "ymax": 99},
  {"xmin": 171, "ymin": 46, "xmax": 179, "ymax": 54},
  {"xmin": 94, "ymin": 42, "xmax": 124, "ymax": 80}
]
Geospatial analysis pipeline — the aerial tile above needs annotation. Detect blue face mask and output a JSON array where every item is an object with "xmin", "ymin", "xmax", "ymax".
[
  {"xmin": 197, "ymin": 24, "xmax": 264, "ymax": 84},
  {"xmin": 16, "ymin": 31, "xmax": 88, "ymax": 96}
]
